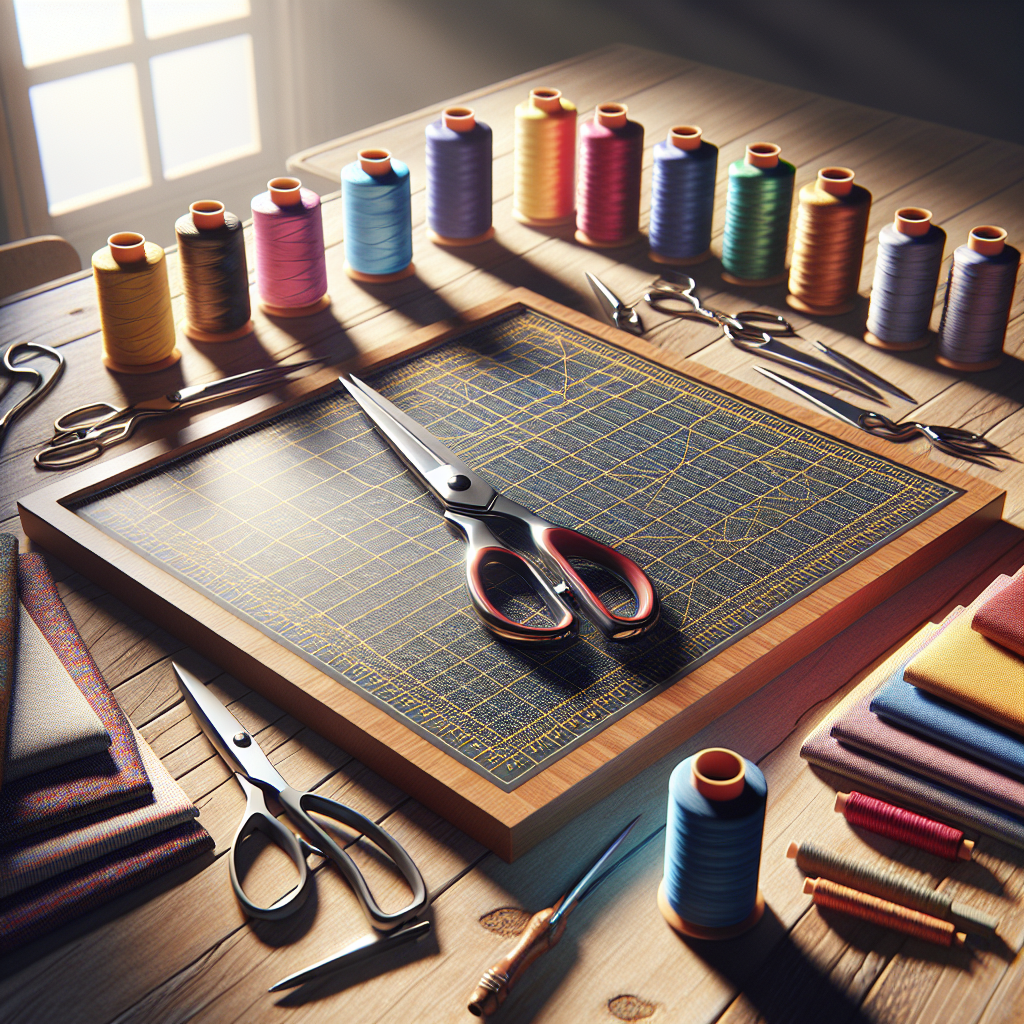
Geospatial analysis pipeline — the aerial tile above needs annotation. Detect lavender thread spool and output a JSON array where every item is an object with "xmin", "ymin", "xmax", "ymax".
[{"xmin": 426, "ymin": 106, "xmax": 494, "ymax": 246}]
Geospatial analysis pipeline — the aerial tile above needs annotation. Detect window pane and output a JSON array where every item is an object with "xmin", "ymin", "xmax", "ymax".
[
  {"xmin": 29, "ymin": 63, "xmax": 150, "ymax": 215},
  {"xmin": 14, "ymin": 0, "xmax": 132, "ymax": 68},
  {"xmin": 150, "ymin": 35, "xmax": 260, "ymax": 180},
  {"xmin": 141, "ymin": 0, "xmax": 249, "ymax": 39}
]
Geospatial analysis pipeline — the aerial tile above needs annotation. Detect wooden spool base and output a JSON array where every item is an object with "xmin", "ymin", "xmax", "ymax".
[
  {"xmin": 258, "ymin": 295, "xmax": 331, "ymax": 318},
  {"xmin": 344, "ymin": 262, "xmax": 416, "ymax": 284},
  {"xmin": 785, "ymin": 294, "xmax": 855, "ymax": 317},
  {"xmin": 721, "ymin": 271, "xmax": 788, "ymax": 288},
  {"xmin": 185, "ymin": 319, "xmax": 256, "ymax": 343},
  {"xmin": 935, "ymin": 354, "xmax": 1003, "ymax": 373},
  {"xmin": 575, "ymin": 229, "xmax": 642, "ymax": 249},
  {"xmin": 650, "ymin": 248, "xmax": 711, "ymax": 266},
  {"xmin": 102, "ymin": 348, "xmax": 181, "ymax": 375},
  {"xmin": 511, "ymin": 209, "xmax": 575, "ymax": 228},
  {"xmin": 658, "ymin": 881, "xmax": 765, "ymax": 940},
  {"xmin": 428, "ymin": 226, "xmax": 495, "ymax": 247},
  {"xmin": 863, "ymin": 331, "xmax": 930, "ymax": 352}
]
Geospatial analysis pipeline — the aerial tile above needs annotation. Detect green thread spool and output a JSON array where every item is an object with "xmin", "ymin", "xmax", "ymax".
[
  {"xmin": 788, "ymin": 840, "xmax": 998, "ymax": 935},
  {"xmin": 721, "ymin": 142, "xmax": 796, "ymax": 286}
]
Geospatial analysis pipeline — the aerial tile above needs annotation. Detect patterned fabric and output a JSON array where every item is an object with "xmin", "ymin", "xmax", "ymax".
[
  {"xmin": 0, "ymin": 555, "xmax": 151, "ymax": 843},
  {"xmin": 973, "ymin": 572, "xmax": 1024, "ymax": 657},
  {"xmin": 5, "ymin": 601, "xmax": 110, "ymax": 781},
  {"xmin": 0, "ymin": 533, "xmax": 17, "ymax": 789},
  {"xmin": 0, "ymin": 723, "xmax": 197, "ymax": 898},
  {"xmin": 0, "ymin": 820, "xmax": 213, "ymax": 953}
]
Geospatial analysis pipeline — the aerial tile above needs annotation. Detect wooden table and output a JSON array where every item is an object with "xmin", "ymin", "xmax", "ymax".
[{"xmin": 1, "ymin": 45, "xmax": 1022, "ymax": 1023}]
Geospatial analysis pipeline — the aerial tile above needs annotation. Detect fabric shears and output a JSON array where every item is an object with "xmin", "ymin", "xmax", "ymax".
[
  {"xmin": 339, "ymin": 374, "xmax": 660, "ymax": 645},
  {"xmin": 645, "ymin": 276, "xmax": 915, "ymax": 404},
  {"xmin": 173, "ymin": 662, "xmax": 427, "ymax": 929},
  {"xmin": 0, "ymin": 341, "xmax": 65, "ymax": 452},
  {"xmin": 755, "ymin": 366, "xmax": 1015, "ymax": 468},
  {"xmin": 36, "ymin": 359, "xmax": 323, "ymax": 469},
  {"xmin": 585, "ymin": 272, "xmax": 644, "ymax": 336}
]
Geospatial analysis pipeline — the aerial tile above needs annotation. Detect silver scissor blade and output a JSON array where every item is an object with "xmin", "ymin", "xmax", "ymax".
[
  {"xmin": 269, "ymin": 919, "xmax": 431, "ymax": 991},
  {"xmin": 758, "ymin": 339, "xmax": 886, "ymax": 403},
  {"xmin": 809, "ymin": 340, "xmax": 916, "ymax": 403},
  {"xmin": 755, "ymin": 366, "xmax": 868, "ymax": 430},
  {"xmin": 173, "ymin": 663, "xmax": 288, "ymax": 793},
  {"xmin": 549, "ymin": 816, "xmax": 641, "ymax": 929},
  {"xmin": 173, "ymin": 359, "xmax": 323, "ymax": 405},
  {"xmin": 585, "ymin": 272, "xmax": 623, "ymax": 322}
]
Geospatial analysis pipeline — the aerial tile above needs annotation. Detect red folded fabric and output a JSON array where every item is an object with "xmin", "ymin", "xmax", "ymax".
[
  {"xmin": 0, "ymin": 555, "xmax": 151, "ymax": 843},
  {"xmin": 972, "ymin": 573, "xmax": 1024, "ymax": 657},
  {"xmin": 0, "ymin": 820, "xmax": 213, "ymax": 953}
]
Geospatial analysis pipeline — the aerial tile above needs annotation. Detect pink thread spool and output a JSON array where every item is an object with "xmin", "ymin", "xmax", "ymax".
[{"xmin": 251, "ymin": 177, "xmax": 330, "ymax": 317}]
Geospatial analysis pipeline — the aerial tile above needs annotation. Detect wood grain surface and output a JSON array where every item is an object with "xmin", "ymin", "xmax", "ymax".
[{"xmin": 1, "ymin": 44, "xmax": 1022, "ymax": 1023}]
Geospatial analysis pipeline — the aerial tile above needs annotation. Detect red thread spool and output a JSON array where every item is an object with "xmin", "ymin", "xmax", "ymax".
[
  {"xmin": 575, "ymin": 103, "xmax": 644, "ymax": 248},
  {"xmin": 836, "ymin": 792, "xmax": 974, "ymax": 861}
]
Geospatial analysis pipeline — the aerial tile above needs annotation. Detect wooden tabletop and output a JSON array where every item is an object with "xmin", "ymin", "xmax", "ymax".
[{"xmin": 1, "ymin": 44, "xmax": 1022, "ymax": 1023}]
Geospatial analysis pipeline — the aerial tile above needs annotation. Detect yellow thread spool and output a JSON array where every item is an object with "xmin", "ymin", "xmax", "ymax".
[
  {"xmin": 512, "ymin": 87, "xmax": 577, "ymax": 226},
  {"xmin": 92, "ymin": 232, "xmax": 179, "ymax": 374}
]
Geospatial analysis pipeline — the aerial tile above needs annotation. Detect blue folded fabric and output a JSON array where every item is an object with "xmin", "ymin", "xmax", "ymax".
[{"xmin": 871, "ymin": 670, "xmax": 1024, "ymax": 783}]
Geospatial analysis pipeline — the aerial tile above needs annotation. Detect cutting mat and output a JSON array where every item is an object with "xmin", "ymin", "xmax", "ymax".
[{"xmin": 20, "ymin": 290, "xmax": 1002, "ymax": 856}]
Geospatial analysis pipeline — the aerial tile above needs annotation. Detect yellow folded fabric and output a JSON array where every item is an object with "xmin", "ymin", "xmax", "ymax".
[{"xmin": 905, "ymin": 606, "xmax": 1024, "ymax": 736}]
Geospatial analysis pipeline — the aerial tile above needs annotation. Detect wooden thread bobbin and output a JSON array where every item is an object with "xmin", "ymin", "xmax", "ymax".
[
  {"xmin": 864, "ymin": 207, "xmax": 937, "ymax": 351},
  {"xmin": 344, "ymin": 150, "xmax": 417, "ymax": 283},
  {"xmin": 427, "ymin": 107, "xmax": 496, "ymax": 248},
  {"xmin": 649, "ymin": 126, "xmax": 713, "ymax": 266},
  {"xmin": 658, "ymin": 748, "xmax": 766, "ymax": 939},
  {"xmin": 95, "ymin": 231, "xmax": 180, "ymax": 374}
]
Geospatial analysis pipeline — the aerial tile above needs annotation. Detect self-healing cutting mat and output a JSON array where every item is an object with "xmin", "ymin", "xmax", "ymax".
[{"xmin": 20, "ymin": 290, "xmax": 1003, "ymax": 857}]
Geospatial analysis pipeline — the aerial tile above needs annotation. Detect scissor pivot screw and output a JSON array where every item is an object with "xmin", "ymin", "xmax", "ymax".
[
  {"xmin": 233, "ymin": 731, "xmax": 251, "ymax": 747},
  {"xmin": 447, "ymin": 474, "xmax": 471, "ymax": 491}
]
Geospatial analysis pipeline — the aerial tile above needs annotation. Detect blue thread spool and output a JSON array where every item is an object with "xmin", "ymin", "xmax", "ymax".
[
  {"xmin": 342, "ymin": 148, "xmax": 415, "ymax": 282},
  {"xmin": 649, "ymin": 126, "xmax": 718, "ymax": 265},
  {"xmin": 658, "ymin": 748, "xmax": 767, "ymax": 939},
  {"xmin": 865, "ymin": 207, "xmax": 946, "ymax": 350},
  {"xmin": 426, "ymin": 106, "xmax": 494, "ymax": 247}
]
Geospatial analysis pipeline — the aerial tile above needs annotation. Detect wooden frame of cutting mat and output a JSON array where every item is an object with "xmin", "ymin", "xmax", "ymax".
[{"xmin": 19, "ymin": 288, "xmax": 1004, "ymax": 860}]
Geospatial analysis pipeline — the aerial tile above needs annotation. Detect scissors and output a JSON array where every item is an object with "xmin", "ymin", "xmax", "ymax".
[
  {"xmin": 755, "ymin": 366, "xmax": 1015, "ymax": 468},
  {"xmin": 585, "ymin": 272, "xmax": 644, "ymax": 336},
  {"xmin": 645, "ymin": 276, "xmax": 915, "ymax": 404},
  {"xmin": 173, "ymin": 662, "xmax": 427, "ymax": 929},
  {"xmin": 36, "ymin": 359, "xmax": 323, "ymax": 469},
  {"xmin": 340, "ymin": 374, "xmax": 660, "ymax": 645},
  {"xmin": 0, "ymin": 342, "xmax": 65, "ymax": 451}
]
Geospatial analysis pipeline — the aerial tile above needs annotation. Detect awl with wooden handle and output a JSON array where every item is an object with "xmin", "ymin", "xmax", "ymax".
[{"xmin": 467, "ymin": 816, "xmax": 665, "ymax": 1017}]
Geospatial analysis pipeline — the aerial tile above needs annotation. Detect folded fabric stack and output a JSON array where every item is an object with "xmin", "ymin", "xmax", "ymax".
[
  {"xmin": 0, "ymin": 537, "xmax": 213, "ymax": 953},
  {"xmin": 802, "ymin": 568, "xmax": 1024, "ymax": 852}
]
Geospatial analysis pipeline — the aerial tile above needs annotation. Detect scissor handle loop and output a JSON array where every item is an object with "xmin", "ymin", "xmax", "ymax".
[
  {"xmin": 52, "ymin": 401, "xmax": 123, "ymax": 435},
  {"xmin": 34, "ymin": 436, "xmax": 107, "ymax": 470},
  {"xmin": 228, "ymin": 777, "xmax": 311, "ymax": 920},
  {"xmin": 278, "ymin": 786, "xmax": 428, "ymax": 931},
  {"xmin": 858, "ymin": 411, "xmax": 913, "ymax": 441}
]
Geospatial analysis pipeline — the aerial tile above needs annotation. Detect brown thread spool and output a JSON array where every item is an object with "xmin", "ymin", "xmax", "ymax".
[
  {"xmin": 92, "ymin": 232, "xmax": 180, "ymax": 374},
  {"xmin": 804, "ymin": 877, "xmax": 966, "ymax": 947},
  {"xmin": 786, "ymin": 168, "xmax": 872, "ymax": 316}
]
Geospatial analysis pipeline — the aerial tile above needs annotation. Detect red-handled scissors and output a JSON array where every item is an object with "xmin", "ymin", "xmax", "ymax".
[{"xmin": 340, "ymin": 375, "xmax": 660, "ymax": 645}]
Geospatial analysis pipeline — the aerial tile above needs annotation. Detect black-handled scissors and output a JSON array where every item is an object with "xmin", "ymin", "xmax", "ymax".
[
  {"xmin": 755, "ymin": 366, "xmax": 1015, "ymax": 468},
  {"xmin": 173, "ymin": 663, "xmax": 427, "ymax": 929},
  {"xmin": 339, "ymin": 375, "xmax": 660, "ymax": 645}
]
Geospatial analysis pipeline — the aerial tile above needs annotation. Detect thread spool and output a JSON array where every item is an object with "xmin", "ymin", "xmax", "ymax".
[
  {"xmin": 649, "ymin": 126, "xmax": 718, "ymax": 265},
  {"xmin": 721, "ymin": 143, "xmax": 796, "ymax": 286},
  {"xmin": 174, "ymin": 200, "xmax": 254, "ymax": 342},
  {"xmin": 786, "ymin": 167, "xmax": 872, "ymax": 316},
  {"xmin": 426, "ymin": 107, "xmax": 494, "ymax": 246},
  {"xmin": 575, "ymin": 103, "xmax": 644, "ymax": 248},
  {"xmin": 864, "ymin": 208, "xmax": 946, "ymax": 350},
  {"xmin": 92, "ymin": 232, "xmax": 179, "ymax": 374},
  {"xmin": 512, "ymin": 87, "xmax": 577, "ymax": 226},
  {"xmin": 836, "ymin": 791, "xmax": 974, "ymax": 861},
  {"xmin": 936, "ymin": 226, "xmax": 1020, "ymax": 372},
  {"xmin": 252, "ymin": 177, "xmax": 330, "ymax": 317},
  {"xmin": 787, "ymin": 841, "xmax": 998, "ymax": 934},
  {"xmin": 342, "ymin": 149, "xmax": 415, "ymax": 282},
  {"xmin": 804, "ymin": 877, "xmax": 966, "ymax": 947},
  {"xmin": 658, "ymin": 748, "xmax": 767, "ymax": 939}
]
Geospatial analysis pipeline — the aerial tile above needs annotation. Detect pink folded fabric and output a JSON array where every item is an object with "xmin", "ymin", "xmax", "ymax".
[
  {"xmin": 0, "ymin": 555, "xmax": 151, "ymax": 843},
  {"xmin": 973, "ymin": 573, "xmax": 1024, "ymax": 657},
  {"xmin": 0, "ymin": 534, "xmax": 17, "ymax": 791}
]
